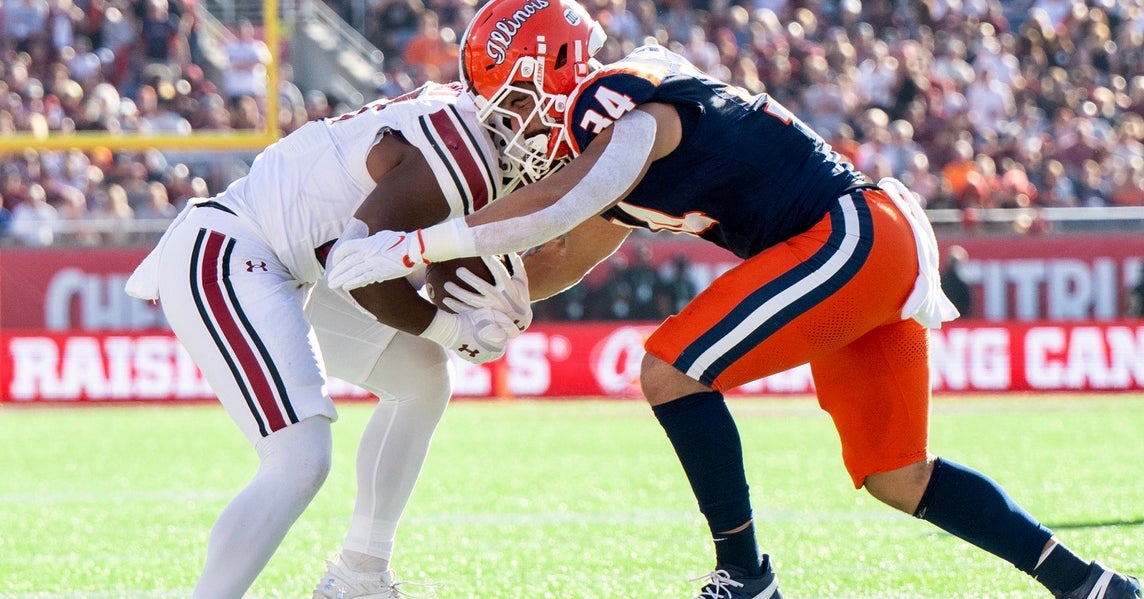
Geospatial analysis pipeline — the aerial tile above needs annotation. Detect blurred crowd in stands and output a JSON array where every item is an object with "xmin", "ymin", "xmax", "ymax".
[
  {"xmin": 0, "ymin": 0, "xmax": 1142, "ymax": 303},
  {"xmin": 348, "ymin": 0, "xmax": 1144, "ymax": 216},
  {"xmin": 298, "ymin": 0, "xmax": 1144, "ymax": 219},
  {"xmin": 532, "ymin": 243, "xmax": 701, "ymax": 321},
  {"xmin": 3, "ymin": 1, "xmax": 1144, "ymax": 230}
]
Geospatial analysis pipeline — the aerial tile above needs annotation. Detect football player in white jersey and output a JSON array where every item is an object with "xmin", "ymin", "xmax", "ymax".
[{"xmin": 126, "ymin": 81, "xmax": 531, "ymax": 599}]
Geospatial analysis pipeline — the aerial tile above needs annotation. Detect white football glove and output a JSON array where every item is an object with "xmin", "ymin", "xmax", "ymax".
[
  {"xmin": 418, "ymin": 306, "xmax": 517, "ymax": 364},
  {"xmin": 327, "ymin": 229, "xmax": 426, "ymax": 290},
  {"xmin": 441, "ymin": 253, "xmax": 533, "ymax": 334}
]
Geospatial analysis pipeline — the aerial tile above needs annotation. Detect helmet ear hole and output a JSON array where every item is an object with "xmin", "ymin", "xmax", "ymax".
[{"xmin": 554, "ymin": 44, "xmax": 568, "ymax": 70}]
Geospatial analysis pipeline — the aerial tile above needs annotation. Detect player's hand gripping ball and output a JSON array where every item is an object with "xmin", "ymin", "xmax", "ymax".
[{"xmin": 424, "ymin": 257, "xmax": 498, "ymax": 313}]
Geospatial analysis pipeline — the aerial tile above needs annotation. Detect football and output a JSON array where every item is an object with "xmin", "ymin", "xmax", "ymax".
[{"xmin": 423, "ymin": 257, "xmax": 495, "ymax": 313}]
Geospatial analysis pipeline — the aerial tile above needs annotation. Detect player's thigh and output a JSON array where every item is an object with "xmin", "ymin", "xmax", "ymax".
[
  {"xmin": 158, "ymin": 214, "xmax": 333, "ymax": 444},
  {"xmin": 306, "ymin": 282, "xmax": 400, "ymax": 387},
  {"xmin": 811, "ymin": 318, "xmax": 931, "ymax": 489},
  {"xmin": 646, "ymin": 189, "xmax": 916, "ymax": 391},
  {"xmin": 306, "ymin": 282, "xmax": 451, "ymax": 399}
]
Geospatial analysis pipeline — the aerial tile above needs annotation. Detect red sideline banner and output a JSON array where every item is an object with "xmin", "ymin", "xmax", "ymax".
[
  {"xmin": 3, "ymin": 322, "xmax": 1143, "ymax": 403},
  {"xmin": 2, "ymin": 236, "xmax": 1143, "ymax": 331}
]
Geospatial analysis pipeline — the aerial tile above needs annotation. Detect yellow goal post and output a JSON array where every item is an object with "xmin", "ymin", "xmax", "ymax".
[{"xmin": 0, "ymin": 0, "xmax": 281, "ymax": 154}]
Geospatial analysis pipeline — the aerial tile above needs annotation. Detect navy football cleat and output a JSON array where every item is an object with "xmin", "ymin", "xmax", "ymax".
[
  {"xmin": 1055, "ymin": 562, "xmax": 1142, "ymax": 599},
  {"xmin": 693, "ymin": 555, "xmax": 782, "ymax": 599}
]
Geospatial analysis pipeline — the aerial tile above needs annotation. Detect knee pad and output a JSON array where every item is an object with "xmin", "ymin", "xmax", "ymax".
[
  {"xmin": 256, "ymin": 416, "xmax": 333, "ymax": 496},
  {"xmin": 362, "ymin": 333, "xmax": 452, "ymax": 407}
]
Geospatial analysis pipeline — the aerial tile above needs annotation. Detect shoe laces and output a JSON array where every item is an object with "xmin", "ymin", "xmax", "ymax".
[
  {"xmin": 693, "ymin": 569, "xmax": 744, "ymax": 599},
  {"xmin": 324, "ymin": 580, "xmax": 436, "ymax": 599},
  {"xmin": 319, "ymin": 559, "xmax": 439, "ymax": 599},
  {"xmin": 389, "ymin": 580, "xmax": 439, "ymax": 598}
]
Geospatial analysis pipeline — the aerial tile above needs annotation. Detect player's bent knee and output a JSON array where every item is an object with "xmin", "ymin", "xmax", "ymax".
[
  {"xmin": 863, "ymin": 458, "xmax": 934, "ymax": 514},
  {"xmin": 363, "ymin": 333, "xmax": 453, "ymax": 408},
  {"xmin": 257, "ymin": 416, "xmax": 333, "ymax": 495},
  {"xmin": 640, "ymin": 353, "xmax": 710, "ymax": 406}
]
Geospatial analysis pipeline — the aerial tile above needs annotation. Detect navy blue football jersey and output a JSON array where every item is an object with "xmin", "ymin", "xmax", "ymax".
[{"xmin": 565, "ymin": 45, "xmax": 868, "ymax": 258}]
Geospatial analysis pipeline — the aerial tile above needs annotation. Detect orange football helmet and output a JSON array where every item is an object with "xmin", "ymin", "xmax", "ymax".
[{"xmin": 460, "ymin": 0, "xmax": 606, "ymax": 192}]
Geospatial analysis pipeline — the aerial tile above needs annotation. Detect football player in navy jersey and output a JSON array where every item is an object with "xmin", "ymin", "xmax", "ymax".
[{"xmin": 325, "ymin": 1, "xmax": 1142, "ymax": 598}]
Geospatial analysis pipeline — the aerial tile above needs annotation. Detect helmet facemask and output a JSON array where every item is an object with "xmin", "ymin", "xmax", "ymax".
[
  {"xmin": 459, "ymin": 0, "xmax": 606, "ymax": 195},
  {"xmin": 473, "ymin": 46, "xmax": 575, "ymax": 195}
]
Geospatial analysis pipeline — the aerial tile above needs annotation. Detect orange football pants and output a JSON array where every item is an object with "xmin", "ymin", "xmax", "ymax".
[{"xmin": 645, "ymin": 188, "xmax": 931, "ymax": 487}]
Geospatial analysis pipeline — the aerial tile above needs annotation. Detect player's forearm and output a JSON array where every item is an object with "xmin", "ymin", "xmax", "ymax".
[
  {"xmin": 349, "ymin": 280, "xmax": 437, "ymax": 335},
  {"xmin": 421, "ymin": 110, "xmax": 658, "ymax": 261},
  {"xmin": 522, "ymin": 239, "xmax": 579, "ymax": 300},
  {"xmin": 466, "ymin": 175, "xmax": 567, "ymax": 227},
  {"xmin": 523, "ymin": 219, "xmax": 631, "ymax": 300}
]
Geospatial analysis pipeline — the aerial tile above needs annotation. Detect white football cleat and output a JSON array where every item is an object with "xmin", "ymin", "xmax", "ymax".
[{"xmin": 313, "ymin": 555, "xmax": 434, "ymax": 598}]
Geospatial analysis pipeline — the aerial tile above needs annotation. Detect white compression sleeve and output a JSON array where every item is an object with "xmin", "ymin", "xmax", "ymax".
[
  {"xmin": 342, "ymin": 333, "xmax": 451, "ymax": 560},
  {"xmin": 422, "ymin": 109, "xmax": 658, "ymax": 260},
  {"xmin": 193, "ymin": 417, "xmax": 332, "ymax": 598}
]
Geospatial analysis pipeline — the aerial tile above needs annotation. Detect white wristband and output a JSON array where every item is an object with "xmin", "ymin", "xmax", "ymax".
[
  {"xmin": 417, "ymin": 309, "xmax": 459, "ymax": 346},
  {"xmin": 420, "ymin": 218, "xmax": 476, "ymax": 262}
]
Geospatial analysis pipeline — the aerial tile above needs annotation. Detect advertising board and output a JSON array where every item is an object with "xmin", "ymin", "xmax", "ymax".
[{"xmin": 3, "ymin": 322, "xmax": 1142, "ymax": 402}]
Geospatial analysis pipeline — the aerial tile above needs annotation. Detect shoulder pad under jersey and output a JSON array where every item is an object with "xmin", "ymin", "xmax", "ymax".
[
  {"xmin": 369, "ymin": 82, "xmax": 501, "ymax": 216},
  {"xmin": 564, "ymin": 59, "xmax": 668, "ymax": 155}
]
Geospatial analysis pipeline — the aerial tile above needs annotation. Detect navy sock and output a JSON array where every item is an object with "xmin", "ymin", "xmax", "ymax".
[
  {"xmin": 914, "ymin": 458, "xmax": 1053, "ymax": 574},
  {"xmin": 1033, "ymin": 543, "xmax": 1091, "ymax": 594},
  {"xmin": 714, "ymin": 522, "xmax": 763, "ymax": 575},
  {"xmin": 651, "ymin": 391, "xmax": 757, "ymax": 571}
]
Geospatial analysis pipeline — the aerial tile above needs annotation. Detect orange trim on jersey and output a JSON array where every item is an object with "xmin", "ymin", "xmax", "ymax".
[{"xmin": 608, "ymin": 201, "xmax": 718, "ymax": 235}]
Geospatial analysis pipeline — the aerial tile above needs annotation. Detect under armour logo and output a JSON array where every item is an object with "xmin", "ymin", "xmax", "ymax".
[
  {"xmin": 246, "ymin": 260, "xmax": 267, "ymax": 272},
  {"xmin": 457, "ymin": 344, "xmax": 480, "ymax": 357}
]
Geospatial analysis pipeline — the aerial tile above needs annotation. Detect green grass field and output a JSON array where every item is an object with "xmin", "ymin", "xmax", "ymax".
[{"xmin": 2, "ymin": 395, "xmax": 1141, "ymax": 598}]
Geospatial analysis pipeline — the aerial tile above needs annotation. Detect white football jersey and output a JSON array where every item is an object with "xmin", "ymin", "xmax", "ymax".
[{"xmin": 217, "ymin": 82, "xmax": 503, "ymax": 284}]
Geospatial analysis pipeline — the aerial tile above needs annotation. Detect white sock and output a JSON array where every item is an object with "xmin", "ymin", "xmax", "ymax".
[
  {"xmin": 193, "ymin": 416, "xmax": 332, "ymax": 599},
  {"xmin": 339, "ymin": 549, "xmax": 390, "ymax": 573}
]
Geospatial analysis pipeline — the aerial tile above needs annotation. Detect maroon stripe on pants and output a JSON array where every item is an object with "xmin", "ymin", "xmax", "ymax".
[{"xmin": 199, "ymin": 231, "xmax": 288, "ymax": 432}]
